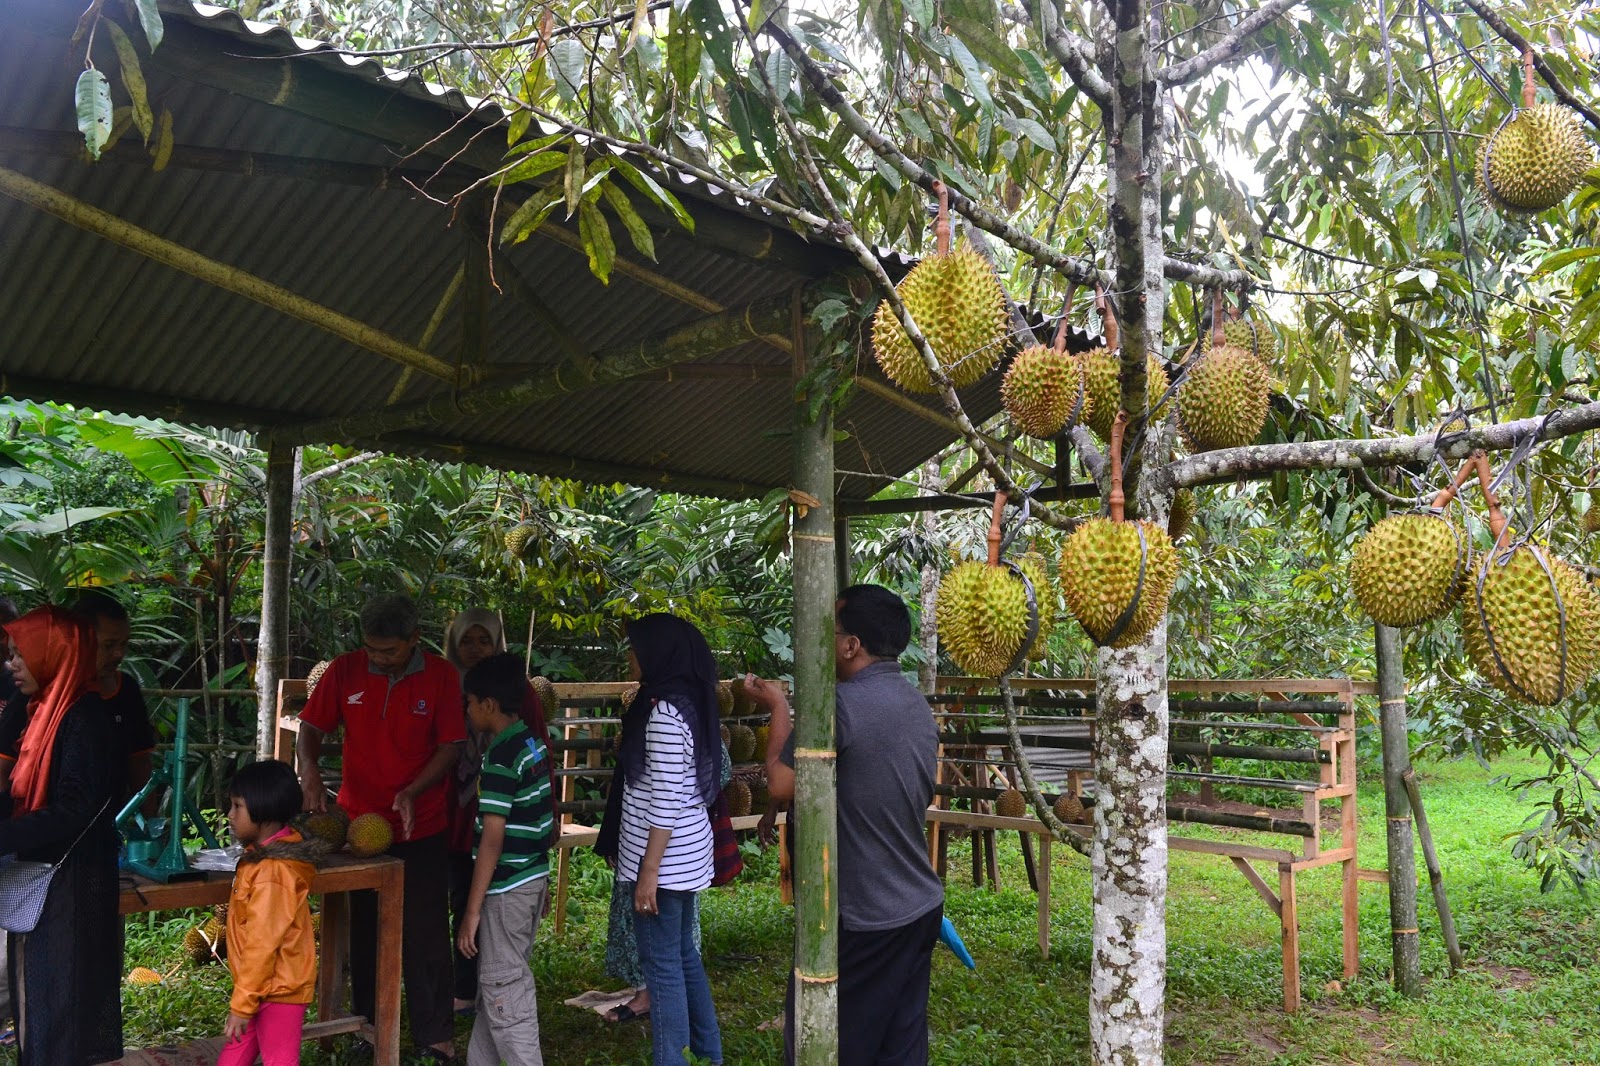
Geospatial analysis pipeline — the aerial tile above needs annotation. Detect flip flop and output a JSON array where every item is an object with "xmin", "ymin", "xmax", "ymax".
[{"xmin": 604, "ymin": 1003, "xmax": 650, "ymax": 1024}]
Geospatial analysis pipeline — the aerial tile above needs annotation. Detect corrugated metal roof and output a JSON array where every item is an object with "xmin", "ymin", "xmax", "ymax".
[{"xmin": 0, "ymin": 0, "xmax": 1068, "ymax": 500}]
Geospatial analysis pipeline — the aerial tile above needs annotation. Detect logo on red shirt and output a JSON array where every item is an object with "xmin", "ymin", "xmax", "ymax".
[{"xmin": 413, "ymin": 700, "xmax": 430, "ymax": 716}]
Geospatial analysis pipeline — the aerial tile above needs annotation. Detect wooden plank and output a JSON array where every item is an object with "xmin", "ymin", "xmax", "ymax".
[
  {"xmin": 1280, "ymin": 865, "xmax": 1300, "ymax": 1013},
  {"xmin": 1037, "ymin": 834, "xmax": 1052, "ymax": 960},
  {"xmin": 1230, "ymin": 856, "xmax": 1282, "ymax": 918},
  {"xmin": 373, "ymin": 858, "xmax": 404, "ymax": 1066},
  {"xmin": 1343, "ymin": 853, "xmax": 1360, "ymax": 979},
  {"xmin": 317, "ymin": 891, "xmax": 349, "ymax": 1031},
  {"xmin": 935, "ymin": 676, "xmax": 1363, "ymax": 696},
  {"xmin": 303, "ymin": 1017, "xmax": 366, "ymax": 1040},
  {"xmin": 1290, "ymin": 846, "xmax": 1356, "ymax": 871},
  {"xmin": 1168, "ymin": 837, "xmax": 1295, "ymax": 864},
  {"xmin": 1356, "ymin": 867, "xmax": 1391, "ymax": 884}
]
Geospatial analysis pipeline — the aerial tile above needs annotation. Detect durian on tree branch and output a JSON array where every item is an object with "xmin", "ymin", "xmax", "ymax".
[
  {"xmin": 1454, "ymin": 0, "xmax": 1600, "ymax": 132},
  {"xmin": 1165, "ymin": 400, "xmax": 1600, "ymax": 490},
  {"xmin": 1155, "ymin": 0, "xmax": 1307, "ymax": 85}
]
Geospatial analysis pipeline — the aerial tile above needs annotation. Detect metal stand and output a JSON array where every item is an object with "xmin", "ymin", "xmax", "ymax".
[{"xmin": 117, "ymin": 697, "xmax": 217, "ymax": 883}]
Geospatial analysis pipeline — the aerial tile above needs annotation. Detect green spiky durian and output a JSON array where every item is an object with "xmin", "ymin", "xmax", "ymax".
[
  {"xmin": 127, "ymin": 967, "xmax": 164, "ymax": 986},
  {"xmin": 305, "ymin": 659, "xmax": 331, "ymax": 698},
  {"xmin": 935, "ymin": 560, "xmax": 1031, "ymax": 677},
  {"xmin": 1083, "ymin": 349, "xmax": 1171, "ymax": 441},
  {"xmin": 1168, "ymin": 490, "xmax": 1197, "ymax": 543},
  {"xmin": 995, "ymin": 788, "xmax": 1027, "ymax": 818},
  {"xmin": 725, "ymin": 778, "xmax": 752, "ymax": 818},
  {"xmin": 753, "ymin": 724, "xmax": 770, "ymax": 757},
  {"xmin": 347, "ymin": 813, "xmax": 394, "ymax": 857},
  {"xmin": 749, "ymin": 776, "xmax": 770, "ymax": 811},
  {"xmin": 1350, "ymin": 513, "xmax": 1468, "ymax": 627},
  {"xmin": 728, "ymin": 723, "xmax": 757, "ymax": 762},
  {"xmin": 872, "ymin": 243, "xmax": 1009, "ymax": 393},
  {"xmin": 1583, "ymin": 505, "xmax": 1600, "ymax": 535},
  {"xmin": 530, "ymin": 675, "xmax": 559, "ymax": 717},
  {"xmin": 1202, "ymin": 315, "xmax": 1278, "ymax": 369},
  {"xmin": 1177, "ymin": 344, "xmax": 1270, "ymax": 451},
  {"xmin": 1016, "ymin": 551, "xmax": 1058, "ymax": 661},
  {"xmin": 1059, "ymin": 518, "xmax": 1179, "ymax": 648},
  {"xmin": 1001, "ymin": 345, "xmax": 1088, "ymax": 439},
  {"xmin": 1463, "ymin": 544, "xmax": 1600, "ymax": 705},
  {"xmin": 503, "ymin": 521, "xmax": 537, "ymax": 556},
  {"xmin": 730, "ymin": 677, "xmax": 755, "ymax": 716},
  {"xmin": 1477, "ymin": 103, "xmax": 1593, "ymax": 213},
  {"xmin": 717, "ymin": 680, "xmax": 735, "ymax": 717},
  {"xmin": 1053, "ymin": 792, "xmax": 1087, "ymax": 825},
  {"xmin": 302, "ymin": 811, "xmax": 348, "ymax": 850}
]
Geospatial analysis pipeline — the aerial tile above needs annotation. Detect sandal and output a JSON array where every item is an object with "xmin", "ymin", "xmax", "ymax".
[
  {"xmin": 604, "ymin": 1003, "xmax": 650, "ymax": 1024},
  {"xmin": 0, "ymin": 1023, "xmax": 14, "ymax": 1048}
]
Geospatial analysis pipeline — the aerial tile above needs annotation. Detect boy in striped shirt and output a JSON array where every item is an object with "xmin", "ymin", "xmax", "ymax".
[{"xmin": 456, "ymin": 653, "xmax": 555, "ymax": 1066}]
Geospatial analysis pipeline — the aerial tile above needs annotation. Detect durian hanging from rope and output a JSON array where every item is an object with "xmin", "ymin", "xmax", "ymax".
[
  {"xmin": 935, "ymin": 494, "xmax": 1041, "ymax": 677},
  {"xmin": 1001, "ymin": 283, "xmax": 1090, "ymax": 440},
  {"xmin": 1477, "ymin": 50, "xmax": 1593, "ymax": 214},
  {"xmin": 1200, "ymin": 295, "xmax": 1278, "ymax": 370},
  {"xmin": 1350, "ymin": 459, "xmax": 1475, "ymax": 628},
  {"xmin": 872, "ymin": 182, "xmax": 1009, "ymax": 393},
  {"xmin": 1059, "ymin": 413, "xmax": 1180, "ymax": 648},
  {"xmin": 1461, "ymin": 454, "xmax": 1600, "ymax": 706},
  {"xmin": 1178, "ymin": 289, "xmax": 1270, "ymax": 452},
  {"xmin": 1082, "ymin": 287, "xmax": 1170, "ymax": 442}
]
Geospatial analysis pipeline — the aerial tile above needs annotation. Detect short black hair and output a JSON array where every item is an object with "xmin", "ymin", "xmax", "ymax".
[
  {"xmin": 0, "ymin": 597, "xmax": 18, "ymax": 624},
  {"xmin": 836, "ymin": 584, "xmax": 912, "ymax": 659},
  {"xmin": 463, "ymin": 653, "xmax": 526, "ymax": 717},
  {"xmin": 360, "ymin": 593, "xmax": 419, "ymax": 640},
  {"xmin": 70, "ymin": 589, "xmax": 129, "ymax": 625},
  {"xmin": 229, "ymin": 759, "xmax": 302, "ymax": 825}
]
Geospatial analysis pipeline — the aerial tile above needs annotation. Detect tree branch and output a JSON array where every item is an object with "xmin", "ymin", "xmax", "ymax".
[
  {"xmin": 298, "ymin": 450, "xmax": 381, "ymax": 489},
  {"xmin": 762, "ymin": 22, "xmax": 1256, "ymax": 292},
  {"xmin": 1168, "ymin": 401, "xmax": 1600, "ymax": 489},
  {"xmin": 313, "ymin": 2, "xmax": 674, "ymax": 59},
  {"xmin": 1156, "ymin": 0, "xmax": 1305, "ymax": 85},
  {"xmin": 1027, "ymin": 0, "xmax": 1112, "ymax": 106},
  {"xmin": 1455, "ymin": 0, "xmax": 1600, "ymax": 131}
]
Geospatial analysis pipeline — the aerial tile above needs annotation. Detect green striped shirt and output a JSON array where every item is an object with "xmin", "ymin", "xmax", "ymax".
[{"xmin": 476, "ymin": 720, "xmax": 554, "ymax": 893}]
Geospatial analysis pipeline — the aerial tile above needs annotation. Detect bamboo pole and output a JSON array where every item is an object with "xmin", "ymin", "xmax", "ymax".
[
  {"xmin": 254, "ymin": 441, "xmax": 295, "ymax": 759},
  {"xmin": 1402, "ymin": 767, "xmax": 1464, "ymax": 973},
  {"xmin": 791, "ymin": 288, "xmax": 839, "ymax": 1065},
  {"xmin": 272, "ymin": 291, "xmax": 795, "ymax": 447},
  {"xmin": 0, "ymin": 165, "xmax": 460, "ymax": 383},
  {"xmin": 1376, "ymin": 625, "xmax": 1423, "ymax": 995}
]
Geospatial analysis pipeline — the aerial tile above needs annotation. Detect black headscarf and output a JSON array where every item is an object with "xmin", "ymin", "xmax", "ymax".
[{"xmin": 617, "ymin": 614, "xmax": 722, "ymax": 809}]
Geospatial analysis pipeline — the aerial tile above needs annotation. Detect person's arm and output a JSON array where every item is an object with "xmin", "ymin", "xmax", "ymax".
[
  {"xmin": 744, "ymin": 675, "xmax": 795, "ymax": 804},
  {"xmin": 296, "ymin": 723, "xmax": 328, "ymax": 814},
  {"xmin": 457, "ymin": 813, "xmax": 504, "ymax": 959},
  {"xmin": 393, "ymin": 741, "xmax": 462, "ymax": 840}
]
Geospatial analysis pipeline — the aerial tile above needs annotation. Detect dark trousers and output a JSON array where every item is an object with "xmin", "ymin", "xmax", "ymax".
[
  {"xmin": 351, "ymin": 832, "xmax": 454, "ymax": 1049},
  {"xmin": 447, "ymin": 849, "xmax": 479, "ymax": 1002},
  {"xmin": 786, "ymin": 903, "xmax": 942, "ymax": 1066}
]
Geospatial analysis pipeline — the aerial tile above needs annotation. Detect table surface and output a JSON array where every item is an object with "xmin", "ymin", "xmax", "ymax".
[{"xmin": 119, "ymin": 852, "xmax": 404, "ymax": 913}]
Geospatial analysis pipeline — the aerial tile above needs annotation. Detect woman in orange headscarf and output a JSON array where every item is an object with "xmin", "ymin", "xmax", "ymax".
[{"xmin": 0, "ymin": 606, "xmax": 121, "ymax": 1065}]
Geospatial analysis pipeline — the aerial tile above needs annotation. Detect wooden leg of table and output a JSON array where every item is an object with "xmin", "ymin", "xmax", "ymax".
[
  {"xmin": 1342, "ymin": 855, "xmax": 1359, "ymax": 979},
  {"xmin": 374, "ymin": 864, "xmax": 404, "ymax": 1066},
  {"xmin": 317, "ymin": 892, "xmax": 349, "ymax": 1030},
  {"xmin": 554, "ymin": 844, "xmax": 570, "ymax": 936},
  {"xmin": 984, "ymin": 829, "xmax": 999, "ymax": 891},
  {"xmin": 1020, "ymin": 830, "xmax": 1038, "ymax": 893},
  {"xmin": 779, "ymin": 821, "xmax": 793, "ymax": 905},
  {"xmin": 1280, "ymin": 864, "xmax": 1300, "ymax": 1013},
  {"xmin": 1037, "ymin": 834, "xmax": 1051, "ymax": 960}
]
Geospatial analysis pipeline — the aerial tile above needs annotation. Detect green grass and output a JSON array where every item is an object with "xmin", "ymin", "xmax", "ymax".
[{"xmin": 94, "ymin": 753, "xmax": 1600, "ymax": 1063}]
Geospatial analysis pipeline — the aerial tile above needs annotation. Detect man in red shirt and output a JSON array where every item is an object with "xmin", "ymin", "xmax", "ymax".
[{"xmin": 297, "ymin": 593, "xmax": 465, "ymax": 1062}]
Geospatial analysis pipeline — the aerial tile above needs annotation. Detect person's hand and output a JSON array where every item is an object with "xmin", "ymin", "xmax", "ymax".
[
  {"xmin": 633, "ymin": 871, "xmax": 658, "ymax": 916},
  {"xmin": 741, "ymin": 674, "xmax": 784, "ymax": 710},
  {"xmin": 223, "ymin": 1012, "xmax": 250, "ymax": 1042},
  {"xmin": 300, "ymin": 774, "xmax": 327, "ymax": 815},
  {"xmin": 457, "ymin": 910, "xmax": 480, "ymax": 959},
  {"xmin": 757, "ymin": 805, "xmax": 778, "ymax": 847},
  {"xmin": 392, "ymin": 789, "xmax": 416, "ymax": 840}
]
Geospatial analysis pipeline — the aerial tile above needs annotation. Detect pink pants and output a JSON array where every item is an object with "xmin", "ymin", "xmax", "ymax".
[{"xmin": 216, "ymin": 1002, "xmax": 307, "ymax": 1066}]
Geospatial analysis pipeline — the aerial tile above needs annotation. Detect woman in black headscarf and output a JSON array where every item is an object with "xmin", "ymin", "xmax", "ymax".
[{"xmin": 597, "ymin": 614, "xmax": 723, "ymax": 1065}]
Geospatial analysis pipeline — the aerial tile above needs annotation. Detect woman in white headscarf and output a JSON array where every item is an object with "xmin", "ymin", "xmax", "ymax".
[{"xmin": 443, "ymin": 608, "xmax": 552, "ymax": 1016}]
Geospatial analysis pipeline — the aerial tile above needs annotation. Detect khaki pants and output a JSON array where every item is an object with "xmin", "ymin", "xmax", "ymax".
[{"xmin": 467, "ymin": 877, "xmax": 547, "ymax": 1066}]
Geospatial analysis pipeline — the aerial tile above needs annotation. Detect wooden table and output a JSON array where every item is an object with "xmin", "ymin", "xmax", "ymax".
[{"xmin": 119, "ymin": 852, "xmax": 405, "ymax": 1064}]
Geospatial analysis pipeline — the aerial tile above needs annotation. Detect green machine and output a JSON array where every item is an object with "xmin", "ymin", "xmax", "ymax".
[{"xmin": 117, "ymin": 697, "xmax": 219, "ymax": 883}]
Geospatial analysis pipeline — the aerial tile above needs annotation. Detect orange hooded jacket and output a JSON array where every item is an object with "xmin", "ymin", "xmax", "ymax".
[{"xmin": 226, "ymin": 828, "xmax": 329, "ymax": 1017}]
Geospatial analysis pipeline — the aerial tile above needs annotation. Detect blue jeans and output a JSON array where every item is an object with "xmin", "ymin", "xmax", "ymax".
[{"xmin": 634, "ymin": 888, "xmax": 722, "ymax": 1066}]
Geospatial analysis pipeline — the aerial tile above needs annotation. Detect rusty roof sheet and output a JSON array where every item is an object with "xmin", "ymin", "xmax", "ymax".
[{"xmin": 0, "ymin": 0, "xmax": 1072, "ymax": 500}]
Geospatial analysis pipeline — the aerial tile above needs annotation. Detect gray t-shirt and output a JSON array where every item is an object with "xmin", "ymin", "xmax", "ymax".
[{"xmin": 782, "ymin": 660, "xmax": 944, "ymax": 931}]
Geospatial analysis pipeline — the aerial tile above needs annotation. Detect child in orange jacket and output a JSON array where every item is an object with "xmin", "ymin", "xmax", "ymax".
[{"xmin": 218, "ymin": 760, "xmax": 329, "ymax": 1066}]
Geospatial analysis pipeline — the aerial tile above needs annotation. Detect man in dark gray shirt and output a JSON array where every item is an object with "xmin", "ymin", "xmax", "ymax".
[{"xmin": 747, "ymin": 584, "xmax": 943, "ymax": 1066}]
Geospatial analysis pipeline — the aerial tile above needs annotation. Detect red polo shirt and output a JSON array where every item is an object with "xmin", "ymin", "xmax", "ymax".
[{"xmin": 298, "ymin": 647, "xmax": 466, "ymax": 840}]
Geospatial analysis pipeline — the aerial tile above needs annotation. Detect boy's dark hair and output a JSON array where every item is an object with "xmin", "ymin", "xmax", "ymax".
[
  {"xmin": 837, "ymin": 584, "xmax": 912, "ymax": 660},
  {"xmin": 70, "ymin": 589, "xmax": 129, "ymax": 624},
  {"xmin": 0, "ymin": 597, "xmax": 19, "ymax": 625},
  {"xmin": 463, "ymin": 653, "xmax": 527, "ymax": 717},
  {"xmin": 230, "ymin": 759, "xmax": 303, "ymax": 825},
  {"xmin": 360, "ymin": 593, "xmax": 419, "ymax": 640}
]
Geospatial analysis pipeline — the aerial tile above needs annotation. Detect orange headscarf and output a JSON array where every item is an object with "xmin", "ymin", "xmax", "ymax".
[{"xmin": 5, "ymin": 606, "xmax": 96, "ymax": 814}]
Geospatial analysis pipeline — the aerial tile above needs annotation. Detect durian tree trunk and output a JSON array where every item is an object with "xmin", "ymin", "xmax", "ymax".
[
  {"xmin": 254, "ymin": 440, "xmax": 296, "ymax": 759},
  {"xmin": 1376, "ymin": 624, "xmax": 1424, "ymax": 997},
  {"xmin": 1093, "ymin": 0, "xmax": 1172, "ymax": 1061},
  {"xmin": 791, "ymin": 293, "xmax": 840, "ymax": 1065}
]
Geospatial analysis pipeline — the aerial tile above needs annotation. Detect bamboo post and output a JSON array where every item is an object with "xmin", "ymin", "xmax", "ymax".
[
  {"xmin": 791, "ymin": 288, "xmax": 840, "ymax": 1065},
  {"xmin": 1376, "ymin": 624, "xmax": 1423, "ymax": 996},
  {"xmin": 1402, "ymin": 767, "xmax": 1464, "ymax": 973},
  {"xmin": 254, "ymin": 441, "xmax": 296, "ymax": 759}
]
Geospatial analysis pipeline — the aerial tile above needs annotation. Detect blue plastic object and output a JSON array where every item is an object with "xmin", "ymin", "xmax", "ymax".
[{"xmin": 940, "ymin": 916, "xmax": 976, "ymax": 970}]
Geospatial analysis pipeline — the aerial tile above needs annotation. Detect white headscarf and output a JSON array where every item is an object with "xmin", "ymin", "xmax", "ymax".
[{"xmin": 445, "ymin": 607, "xmax": 508, "ymax": 786}]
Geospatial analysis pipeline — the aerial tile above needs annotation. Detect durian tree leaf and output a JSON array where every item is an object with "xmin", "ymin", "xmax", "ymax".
[
  {"xmin": 562, "ymin": 142, "xmax": 585, "ymax": 217},
  {"xmin": 577, "ymin": 199, "xmax": 617, "ymax": 284},
  {"xmin": 498, "ymin": 150, "xmax": 567, "ymax": 186},
  {"xmin": 610, "ymin": 159, "xmax": 695, "ymax": 233},
  {"xmin": 548, "ymin": 38, "xmax": 588, "ymax": 102},
  {"xmin": 104, "ymin": 21, "xmax": 153, "ymax": 144},
  {"xmin": 132, "ymin": 0, "xmax": 163, "ymax": 50},
  {"xmin": 498, "ymin": 186, "xmax": 564, "ymax": 247},
  {"xmin": 75, "ymin": 68, "xmax": 113, "ymax": 161},
  {"xmin": 149, "ymin": 106, "xmax": 173, "ymax": 170},
  {"xmin": 599, "ymin": 179, "xmax": 656, "ymax": 261}
]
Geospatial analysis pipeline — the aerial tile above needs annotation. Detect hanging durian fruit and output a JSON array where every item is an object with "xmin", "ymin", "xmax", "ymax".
[
  {"xmin": 1478, "ymin": 55, "xmax": 1592, "ymax": 213},
  {"xmin": 1081, "ymin": 290, "xmax": 1171, "ymax": 441},
  {"xmin": 1202, "ymin": 304, "xmax": 1278, "ymax": 369},
  {"xmin": 1168, "ymin": 490, "xmax": 1197, "ymax": 543},
  {"xmin": 1002, "ymin": 288, "xmax": 1090, "ymax": 439},
  {"xmin": 1351, "ymin": 466, "xmax": 1475, "ymax": 628},
  {"xmin": 872, "ymin": 184, "xmax": 1008, "ymax": 393},
  {"xmin": 935, "ymin": 495, "xmax": 1035, "ymax": 677},
  {"xmin": 1059, "ymin": 414, "xmax": 1180, "ymax": 648},
  {"xmin": 1179, "ymin": 293, "xmax": 1270, "ymax": 451},
  {"xmin": 503, "ymin": 521, "xmax": 537, "ymax": 556}
]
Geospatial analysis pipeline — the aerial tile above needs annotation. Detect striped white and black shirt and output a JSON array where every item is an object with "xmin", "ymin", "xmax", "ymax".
[{"xmin": 617, "ymin": 700, "xmax": 713, "ymax": 890}]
